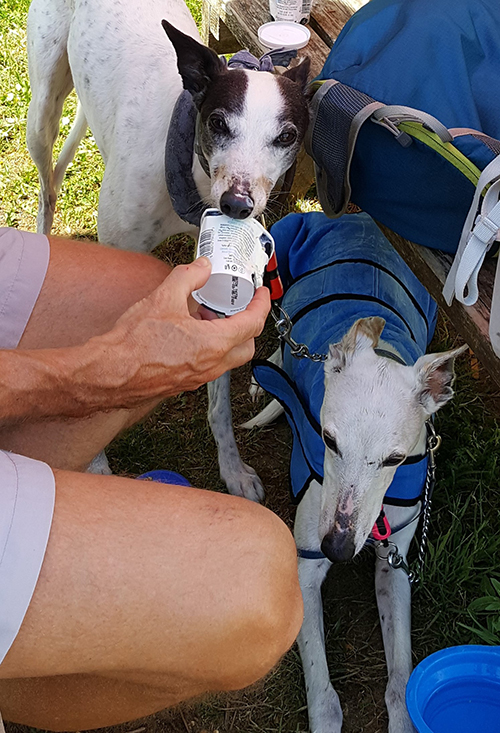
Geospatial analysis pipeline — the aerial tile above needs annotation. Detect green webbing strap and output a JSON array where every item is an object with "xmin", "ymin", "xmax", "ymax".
[{"xmin": 397, "ymin": 122, "xmax": 482, "ymax": 185}]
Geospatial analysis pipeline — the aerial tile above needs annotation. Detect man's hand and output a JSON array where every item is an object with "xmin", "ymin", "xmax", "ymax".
[
  {"xmin": 0, "ymin": 257, "xmax": 270, "ymax": 424},
  {"xmin": 93, "ymin": 257, "xmax": 271, "ymax": 405}
]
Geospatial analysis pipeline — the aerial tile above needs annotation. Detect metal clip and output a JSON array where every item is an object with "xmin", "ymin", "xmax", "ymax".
[
  {"xmin": 387, "ymin": 548, "xmax": 413, "ymax": 579},
  {"xmin": 426, "ymin": 420, "xmax": 442, "ymax": 460},
  {"xmin": 376, "ymin": 541, "xmax": 414, "ymax": 584},
  {"xmin": 271, "ymin": 305, "xmax": 327, "ymax": 363}
]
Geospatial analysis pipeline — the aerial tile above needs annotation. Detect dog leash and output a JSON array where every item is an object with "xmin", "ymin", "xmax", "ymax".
[
  {"xmin": 271, "ymin": 303, "xmax": 412, "ymax": 366},
  {"xmin": 271, "ymin": 303, "xmax": 328, "ymax": 362}
]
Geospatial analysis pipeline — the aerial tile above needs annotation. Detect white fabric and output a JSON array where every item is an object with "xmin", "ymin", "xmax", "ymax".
[
  {"xmin": 443, "ymin": 154, "xmax": 500, "ymax": 357},
  {"xmin": 0, "ymin": 228, "xmax": 50, "ymax": 349},
  {"xmin": 0, "ymin": 451, "xmax": 55, "ymax": 664}
]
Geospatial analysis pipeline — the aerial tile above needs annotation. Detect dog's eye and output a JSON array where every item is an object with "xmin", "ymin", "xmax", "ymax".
[
  {"xmin": 209, "ymin": 115, "xmax": 229, "ymax": 134},
  {"xmin": 275, "ymin": 128, "xmax": 297, "ymax": 146},
  {"xmin": 381, "ymin": 453, "xmax": 406, "ymax": 467},
  {"xmin": 323, "ymin": 431, "xmax": 341, "ymax": 456}
]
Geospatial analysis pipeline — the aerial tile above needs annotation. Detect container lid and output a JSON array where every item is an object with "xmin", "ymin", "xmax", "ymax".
[{"xmin": 258, "ymin": 21, "xmax": 311, "ymax": 51}]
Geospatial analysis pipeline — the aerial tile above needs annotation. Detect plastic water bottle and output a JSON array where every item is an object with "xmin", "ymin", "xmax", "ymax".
[{"xmin": 269, "ymin": 0, "xmax": 312, "ymax": 24}]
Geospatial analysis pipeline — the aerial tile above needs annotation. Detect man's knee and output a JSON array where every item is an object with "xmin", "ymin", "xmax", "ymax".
[{"xmin": 212, "ymin": 505, "xmax": 303, "ymax": 692}]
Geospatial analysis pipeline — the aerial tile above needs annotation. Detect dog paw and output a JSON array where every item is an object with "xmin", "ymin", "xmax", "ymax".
[
  {"xmin": 222, "ymin": 462, "xmax": 265, "ymax": 503},
  {"xmin": 389, "ymin": 718, "xmax": 415, "ymax": 733},
  {"xmin": 388, "ymin": 713, "xmax": 415, "ymax": 733},
  {"xmin": 386, "ymin": 677, "xmax": 415, "ymax": 733},
  {"xmin": 308, "ymin": 686, "xmax": 343, "ymax": 733},
  {"xmin": 86, "ymin": 451, "xmax": 112, "ymax": 475},
  {"xmin": 248, "ymin": 375, "xmax": 265, "ymax": 402}
]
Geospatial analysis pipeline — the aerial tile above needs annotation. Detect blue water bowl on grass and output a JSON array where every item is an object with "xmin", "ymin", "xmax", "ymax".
[{"xmin": 406, "ymin": 645, "xmax": 500, "ymax": 733}]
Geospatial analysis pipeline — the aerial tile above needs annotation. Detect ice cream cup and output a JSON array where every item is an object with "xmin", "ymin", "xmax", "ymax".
[{"xmin": 192, "ymin": 209, "xmax": 275, "ymax": 315}]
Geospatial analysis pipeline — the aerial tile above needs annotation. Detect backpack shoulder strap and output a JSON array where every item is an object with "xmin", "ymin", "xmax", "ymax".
[{"xmin": 443, "ymin": 154, "xmax": 500, "ymax": 356}]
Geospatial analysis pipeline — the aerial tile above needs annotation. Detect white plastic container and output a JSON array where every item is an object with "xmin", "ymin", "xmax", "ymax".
[
  {"xmin": 258, "ymin": 21, "xmax": 311, "ymax": 51},
  {"xmin": 192, "ymin": 209, "xmax": 275, "ymax": 316},
  {"xmin": 269, "ymin": 0, "xmax": 312, "ymax": 25}
]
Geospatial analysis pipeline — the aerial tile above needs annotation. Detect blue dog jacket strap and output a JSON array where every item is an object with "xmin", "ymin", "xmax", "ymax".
[{"xmin": 297, "ymin": 548, "xmax": 327, "ymax": 560}]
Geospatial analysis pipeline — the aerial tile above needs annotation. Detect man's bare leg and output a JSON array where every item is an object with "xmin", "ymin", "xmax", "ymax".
[
  {"xmin": 0, "ymin": 236, "xmax": 173, "ymax": 469},
  {"xmin": 0, "ymin": 470, "xmax": 303, "ymax": 730}
]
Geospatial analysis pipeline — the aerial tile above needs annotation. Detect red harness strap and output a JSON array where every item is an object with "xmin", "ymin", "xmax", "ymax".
[
  {"xmin": 264, "ymin": 251, "xmax": 284, "ymax": 301},
  {"xmin": 371, "ymin": 507, "xmax": 391, "ymax": 542}
]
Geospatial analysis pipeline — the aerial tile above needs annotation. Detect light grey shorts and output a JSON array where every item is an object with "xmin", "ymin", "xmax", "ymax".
[{"xmin": 0, "ymin": 227, "xmax": 55, "ymax": 665}]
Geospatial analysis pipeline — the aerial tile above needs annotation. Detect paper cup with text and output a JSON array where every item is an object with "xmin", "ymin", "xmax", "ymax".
[{"xmin": 192, "ymin": 209, "xmax": 275, "ymax": 315}]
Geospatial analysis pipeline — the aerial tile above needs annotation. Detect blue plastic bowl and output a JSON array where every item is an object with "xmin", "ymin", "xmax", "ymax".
[
  {"xmin": 136, "ymin": 469, "xmax": 191, "ymax": 487},
  {"xmin": 406, "ymin": 645, "xmax": 500, "ymax": 733}
]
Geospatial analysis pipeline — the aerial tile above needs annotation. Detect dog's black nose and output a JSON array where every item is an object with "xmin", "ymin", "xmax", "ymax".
[
  {"xmin": 220, "ymin": 191, "xmax": 254, "ymax": 219},
  {"xmin": 321, "ymin": 532, "xmax": 356, "ymax": 563}
]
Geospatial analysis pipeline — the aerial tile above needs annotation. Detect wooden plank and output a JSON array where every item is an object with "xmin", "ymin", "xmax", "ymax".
[
  {"xmin": 379, "ymin": 224, "xmax": 500, "ymax": 386},
  {"xmin": 204, "ymin": 0, "xmax": 330, "ymax": 76},
  {"xmin": 310, "ymin": 0, "xmax": 368, "ymax": 48}
]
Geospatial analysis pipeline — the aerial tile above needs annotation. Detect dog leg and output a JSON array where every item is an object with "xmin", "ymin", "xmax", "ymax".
[
  {"xmin": 295, "ymin": 484, "xmax": 342, "ymax": 733},
  {"xmin": 208, "ymin": 372, "xmax": 265, "ymax": 502},
  {"xmin": 249, "ymin": 346, "xmax": 282, "ymax": 401},
  {"xmin": 375, "ymin": 506, "xmax": 418, "ymax": 733},
  {"xmin": 26, "ymin": 0, "xmax": 74, "ymax": 234}
]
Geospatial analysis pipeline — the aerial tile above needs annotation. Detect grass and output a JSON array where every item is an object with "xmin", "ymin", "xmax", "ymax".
[{"xmin": 1, "ymin": 1, "xmax": 500, "ymax": 732}]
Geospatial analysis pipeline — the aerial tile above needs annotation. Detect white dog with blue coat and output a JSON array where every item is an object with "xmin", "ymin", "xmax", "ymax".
[{"xmin": 245, "ymin": 211, "xmax": 465, "ymax": 733}]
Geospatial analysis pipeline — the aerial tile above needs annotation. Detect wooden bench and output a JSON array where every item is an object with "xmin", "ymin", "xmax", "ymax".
[{"xmin": 201, "ymin": 0, "xmax": 500, "ymax": 385}]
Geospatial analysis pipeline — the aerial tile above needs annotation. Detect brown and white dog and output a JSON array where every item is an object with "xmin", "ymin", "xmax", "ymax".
[
  {"xmin": 26, "ymin": 0, "xmax": 311, "ymax": 479},
  {"xmin": 26, "ymin": 0, "xmax": 310, "ymax": 250}
]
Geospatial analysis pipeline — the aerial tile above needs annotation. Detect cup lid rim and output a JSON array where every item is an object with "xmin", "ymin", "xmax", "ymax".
[{"xmin": 258, "ymin": 21, "xmax": 311, "ymax": 51}]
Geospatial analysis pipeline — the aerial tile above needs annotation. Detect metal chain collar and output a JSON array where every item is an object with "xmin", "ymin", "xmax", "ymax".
[{"xmin": 376, "ymin": 420, "xmax": 441, "ymax": 588}]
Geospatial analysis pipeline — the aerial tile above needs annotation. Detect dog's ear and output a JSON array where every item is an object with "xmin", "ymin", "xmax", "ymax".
[
  {"xmin": 281, "ymin": 57, "xmax": 311, "ymax": 93},
  {"xmin": 343, "ymin": 317, "xmax": 385, "ymax": 354},
  {"xmin": 326, "ymin": 342, "xmax": 346, "ymax": 374},
  {"xmin": 162, "ymin": 20, "xmax": 226, "ymax": 107},
  {"xmin": 413, "ymin": 344, "xmax": 467, "ymax": 414},
  {"xmin": 325, "ymin": 317, "xmax": 385, "ymax": 374}
]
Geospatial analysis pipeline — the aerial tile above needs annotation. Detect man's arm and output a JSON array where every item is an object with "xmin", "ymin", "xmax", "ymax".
[{"xmin": 0, "ymin": 257, "xmax": 270, "ymax": 425}]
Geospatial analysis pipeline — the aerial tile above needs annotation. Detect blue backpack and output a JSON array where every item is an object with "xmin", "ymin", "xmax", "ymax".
[{"xmin": 307, "ymin": 0, "xmax": 500, "ymax": 354}]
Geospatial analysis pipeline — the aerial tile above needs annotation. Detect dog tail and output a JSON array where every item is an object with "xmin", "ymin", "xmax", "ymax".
[
  {"xmin": 240, "ymin": 399, "xmax": 284, "ymax": 429},
  {"xmin": 53, "ymin": 101, "xmax": 88, "ymax": 193}
]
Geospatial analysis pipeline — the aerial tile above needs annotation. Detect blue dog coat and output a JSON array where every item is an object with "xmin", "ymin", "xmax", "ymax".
[{"xmin": 253, "ymin": 212, "xmax": 438, "ymax": 504}]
